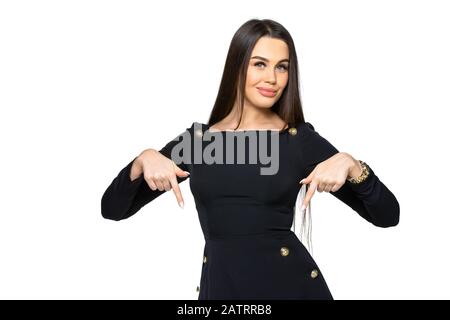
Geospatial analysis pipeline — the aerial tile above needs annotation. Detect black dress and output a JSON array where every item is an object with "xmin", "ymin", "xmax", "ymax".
[{"xmin": 101, "ymin": 121, "xmax": 400, "ymax": 300}]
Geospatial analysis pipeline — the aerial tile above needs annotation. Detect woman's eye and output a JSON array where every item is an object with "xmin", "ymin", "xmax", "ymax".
[{"xmin": 254, "ymin": 62, "xmax": 288, "ymax": 71}]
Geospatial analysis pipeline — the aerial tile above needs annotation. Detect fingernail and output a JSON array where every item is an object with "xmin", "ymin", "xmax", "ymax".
[
  {"xmin": 301, "ymin": 204, "xmax": 306, "ymax": 211},
  {"xmin": 299, "ymin": 179, "xmax": 304, "ymax": 184},
  {"xmin": 185, "ymin": 171, "xmax": 190, "ymax": 175},
  {"xmin": 179, "ymin": 201, "xmax": 184, "ymax": 209}
]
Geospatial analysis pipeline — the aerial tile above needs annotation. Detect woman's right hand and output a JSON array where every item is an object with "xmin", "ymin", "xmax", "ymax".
[{"xmin": 130, "ymin": 148, "xmax": 190, "ymax": 208}]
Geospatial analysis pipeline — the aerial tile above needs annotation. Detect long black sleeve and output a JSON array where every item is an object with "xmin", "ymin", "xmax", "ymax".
[
  {"xmin": 299, "ymin": 122, "xmax": 400, "ymax": 228},
  {"xmin": 101, "ymin": 126, "xmax": 192, "ymax": 221}
]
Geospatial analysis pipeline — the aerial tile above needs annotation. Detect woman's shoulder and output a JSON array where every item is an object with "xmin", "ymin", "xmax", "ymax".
[
  {"xmin": 295, "ymin": 121, "xmax": 315, "ymax": 131},
  {"xmin": 173, "ymin": 121, "xmax": 206, "ymax": 135},
  {"xmin": 292, "ymin": 121, "xmax": 317, "ymax": 140},
  {"xmin": 189, "ymin": 121, "xmax": 209, "ymax": 136}
]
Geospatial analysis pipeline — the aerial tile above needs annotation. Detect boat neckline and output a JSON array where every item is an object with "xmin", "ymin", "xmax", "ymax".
[{"xmin": 203, "ymin": 122, "xmax": 292, "ymax": 134}]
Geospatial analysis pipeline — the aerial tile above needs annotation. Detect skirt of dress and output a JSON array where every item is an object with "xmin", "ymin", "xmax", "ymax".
[{"xmin": 197, "ymin": 231, "xmax": 333, "ymax": 300}]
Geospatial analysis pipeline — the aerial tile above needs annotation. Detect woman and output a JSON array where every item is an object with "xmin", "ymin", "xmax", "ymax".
[{"xmin": 101, "ymin": 19, "xmax": 400, "ymax": 300}]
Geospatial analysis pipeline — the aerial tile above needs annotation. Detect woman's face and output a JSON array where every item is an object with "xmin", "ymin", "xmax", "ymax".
[{"xmin": 244, "ymin": 36, "xmax": 290, "ymax": 109}]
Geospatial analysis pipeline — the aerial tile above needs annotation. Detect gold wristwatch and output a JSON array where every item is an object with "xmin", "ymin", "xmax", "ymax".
[{"xmin": 347, "ymin": 160, "xmax": 370, "ymax": 184}]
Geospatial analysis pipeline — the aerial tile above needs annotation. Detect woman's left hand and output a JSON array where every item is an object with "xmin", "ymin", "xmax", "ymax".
[{"xmin": 299, "ymin": 152, "xmax": 362, "ymax": 211}]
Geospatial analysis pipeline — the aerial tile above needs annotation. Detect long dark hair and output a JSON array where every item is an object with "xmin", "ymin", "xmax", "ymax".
[
  {"xmin": 207, "ymin": 18, "xmax": 305, "ymax": 130},
  {"xmin": 207, "ymin": 19, "xmax": 313, "ymax": 255}
]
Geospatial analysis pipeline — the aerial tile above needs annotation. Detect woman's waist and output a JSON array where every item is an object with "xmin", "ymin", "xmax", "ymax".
[{"xmin": 204, "ymin": 229, "xmax": 295, "ymax": 241}]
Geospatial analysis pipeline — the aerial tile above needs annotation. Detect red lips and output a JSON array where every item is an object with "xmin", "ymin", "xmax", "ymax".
[{"xmin": 256, "ymin": 87, "xmax": 276, "ymax": 93}]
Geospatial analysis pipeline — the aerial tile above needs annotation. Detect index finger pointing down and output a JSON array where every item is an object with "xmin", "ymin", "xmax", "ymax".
[
  {"xmin": 170, "ymin": 175, "xmax": 184, "ymax": 208},
  {"xmin": 301, "ymin": 180, "xmax": 317, "ymax": 211}
]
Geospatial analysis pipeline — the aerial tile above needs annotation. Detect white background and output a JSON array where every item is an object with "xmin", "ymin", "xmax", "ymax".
[{"xmin": 1, "ymin": 0, "xmax": 449, "ymax": 299}]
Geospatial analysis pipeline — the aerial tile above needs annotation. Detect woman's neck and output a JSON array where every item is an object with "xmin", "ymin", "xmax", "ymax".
[{"xmin": 223, "ymin": 104, "xmax": 279, "ymax": 128}]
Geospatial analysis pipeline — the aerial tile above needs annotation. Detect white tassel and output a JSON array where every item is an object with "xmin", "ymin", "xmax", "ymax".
[{"xmin": 292, "ymin": 183, "xmax": 313, "ymax": 257}]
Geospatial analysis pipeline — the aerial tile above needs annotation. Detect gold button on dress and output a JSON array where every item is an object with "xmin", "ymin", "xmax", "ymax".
[
  {"xmin": 194, "ymin": 129, "xmax": 203, "ymax": 138},
  {"xmin": 280, "ymin": 246, "xmax": 290, "ymax": 256},
  {"xmin": 288, "ymin": 127, "xmax": 297, "ymax": 136},
  {"xmin": 310, "ymin": 269, "xmax": 319, "ymax": 279}
]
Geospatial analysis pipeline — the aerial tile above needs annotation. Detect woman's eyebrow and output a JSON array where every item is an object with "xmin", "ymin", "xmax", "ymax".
[{"xmin": 251, "ymin": 56, "xmax": 289, "ymax": 63}]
